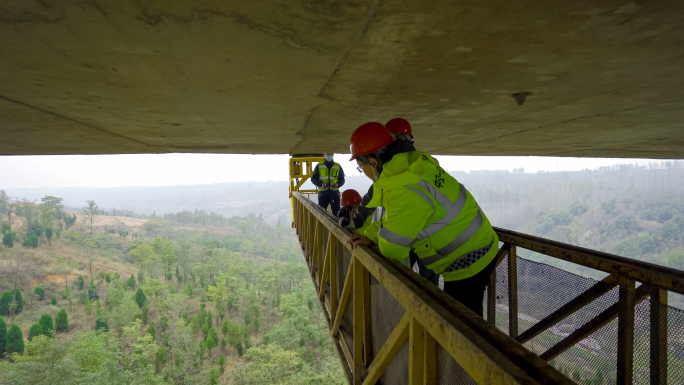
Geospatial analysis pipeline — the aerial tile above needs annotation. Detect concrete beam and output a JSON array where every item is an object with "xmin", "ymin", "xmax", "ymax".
[{"xmin": 1, "ymin": 0, "xmax": 683, "ymax": 158}]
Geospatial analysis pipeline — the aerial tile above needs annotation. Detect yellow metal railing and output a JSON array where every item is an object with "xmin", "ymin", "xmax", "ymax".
[
  {"xmin": 289, "ymin": 155, "xmax": 324, "ymax": 198},
  {"xmin": 291, "ymin": 192, "xmax": 572, "ymax": 385}
]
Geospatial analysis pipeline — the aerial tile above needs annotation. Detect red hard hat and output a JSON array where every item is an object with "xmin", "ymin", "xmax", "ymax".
[
  {"xmin": 341, "ymin": 189, "xmax": 362, "ymax": 208},
  {"xmin": 385, "ymin": 118, "xmax": 412, "ymax": 136},
  {"xmin": 349, "ymin": 122, "xmax": 393, "ymax": 160}
]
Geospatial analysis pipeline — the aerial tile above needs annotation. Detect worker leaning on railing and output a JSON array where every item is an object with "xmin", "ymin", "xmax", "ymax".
[
  {"xmin": 347, "ymin": 122, "xmax": 498, "ymax": 317},
  {"xmin": 342, "ymin": 118, "xmax": 440, "ymax": 287}
]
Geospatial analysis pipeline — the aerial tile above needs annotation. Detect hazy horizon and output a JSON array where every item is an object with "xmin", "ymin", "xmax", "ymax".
[{"xmin": 0, "ymin": 153, "xmax": 669, "ymax": 189}]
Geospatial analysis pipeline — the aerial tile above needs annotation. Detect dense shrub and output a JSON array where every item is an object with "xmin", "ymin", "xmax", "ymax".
[
  {"xmin": 55, "ymin": 309, "xmax": 69, "ymax": 333},
  {"xmin": 127, "ymin": 275, "xmax": 136, "ymax": 290},
  {"xmin": 135, "ymin": 288, "xmax": 147, "ymax": 308},
  {"xmin": 95, "ymin": 319, "xmax": 109, "ymax": 332},
  {"xmin": 0, "ymin": 290, "xmax": 23, "ymax": 316},
  {"xmin": 34, "ymin": 287, "xmax": 45, "ymax": 300},
  {"xmin": 13, "ymin": 290, "xmax": 23, "ymax": 314},
  {"xmin": 28, "ymin": 323, "xmax": 43, "ymax": 341},
  {"xmin": 612, "ymin": 238, "xmax": 642, "ymax": 260},
  {"xmin": 39, "ymin": 313, "xmax": 54, "ymax": 336},
  {"xmin": 0, "ymin": 291, "xmax": 12, "ymax": 316},
  {"xmin": 6, "ymin": 324, "xmax": 24, "ymax": 355},
  {"xmin": 51, "ymin": 296, "xmax": 57, "ymax": 306},
  {"xmin": 668, "ymin": 247, "xmax": 684, "ymax": 271},
  {"xmin": 569, "ymin": 201, "xmax": 588, "ymax": 216},
  {"xmin": 615, "ymin": 214, "xmax": 637, "ymax": 231},
  {"xmin": 2, "ymin": 232, "xmax": 13, "ymax": 248},
  {"xmin": 78, "ymin": 276, "xmax": 85, "ymax": 290},
  {"xmin": 147, "ymin": 323, "xmax": 156, "ymax": 341},
  {"xmin": 0, "ymin": 317, "xmax": 7, "ymax": 358}
]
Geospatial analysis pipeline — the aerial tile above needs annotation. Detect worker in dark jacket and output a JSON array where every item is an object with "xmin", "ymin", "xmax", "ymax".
[
  {"xmin": 311, "ymin": 153, "xmax": 345, "ymax": 214},
  {"xmin": 337, "ymin": 189, "xmax": 363, "ymax": 221}
]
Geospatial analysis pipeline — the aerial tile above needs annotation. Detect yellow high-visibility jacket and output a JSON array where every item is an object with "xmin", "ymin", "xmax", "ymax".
[{"xmin": 364, "ymin": 151, "xmax": 498, "ymax": 281}]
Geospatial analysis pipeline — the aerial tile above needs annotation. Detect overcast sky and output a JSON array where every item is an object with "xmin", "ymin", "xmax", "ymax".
[{"xmin": 0, "ymin": 154, "xmax": 662, "ymax": 189}]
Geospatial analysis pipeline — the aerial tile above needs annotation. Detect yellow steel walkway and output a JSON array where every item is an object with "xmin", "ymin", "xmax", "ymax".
[{"xmin": 288, "ymin": 156, "xmax": 684, "ymax": 385}]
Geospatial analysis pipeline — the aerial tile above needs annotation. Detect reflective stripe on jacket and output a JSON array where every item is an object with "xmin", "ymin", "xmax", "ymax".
[
  {"xmin": 317, "ymin": 162, "xmax": 341, "ymax": 191},
  {"xmin": 363, "ymin": 151, "xmax": 498, "ymax": 281}
]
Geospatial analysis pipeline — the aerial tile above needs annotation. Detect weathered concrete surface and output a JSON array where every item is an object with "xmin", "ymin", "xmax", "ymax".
[{"xmin": 1, "ymin": 0, "xmax": 683, "ymax": 158}]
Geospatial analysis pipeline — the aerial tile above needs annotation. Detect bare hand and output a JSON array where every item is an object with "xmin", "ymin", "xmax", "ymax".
[{"xmin": 349, "ymin": 234, "xmax": 373, "ymax": 250}]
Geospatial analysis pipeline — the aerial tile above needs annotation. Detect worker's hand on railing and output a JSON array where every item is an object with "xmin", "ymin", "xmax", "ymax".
[{"xmin": 349, "ymin": 234, "xmax": 373, "ymax": 250}]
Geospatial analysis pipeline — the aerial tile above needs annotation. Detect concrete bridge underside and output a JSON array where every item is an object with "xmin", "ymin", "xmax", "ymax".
[{"xmin": 1, "ymin": 0, "xmax": 683, "ymax": 158}]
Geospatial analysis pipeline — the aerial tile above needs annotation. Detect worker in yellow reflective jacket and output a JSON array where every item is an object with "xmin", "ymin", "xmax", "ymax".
[
  {"xmin": 343, "ymin": 118, "xmax": 441, "ymax": 287},
  {"xmin": 311, "ymin": 153, "xmax": 345, "ymax": 213},
  {"xmin": 348, "ymin": 122, "xmax": 498, "ymax": 317}
]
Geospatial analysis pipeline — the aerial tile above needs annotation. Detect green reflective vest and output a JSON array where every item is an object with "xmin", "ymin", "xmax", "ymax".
[
  {"xmin": 364, "ymin": 151, "xmax": 498, "ymax": 281},
  {"xmin": 317, "ymin": 162, "xmax": 341, "ymax": 192}
]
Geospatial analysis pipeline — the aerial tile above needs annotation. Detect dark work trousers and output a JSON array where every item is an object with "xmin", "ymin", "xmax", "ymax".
[
  {"xmin": 409, "ymin": 251, "xmax": 441, "ymax": 286},
  {"xmin": 443, "ymin": 255, "xmax": 498, "ymax": 317},
  {"xmin": 318, "ymin": 194, "xmax": 341, "ymax": 214}
]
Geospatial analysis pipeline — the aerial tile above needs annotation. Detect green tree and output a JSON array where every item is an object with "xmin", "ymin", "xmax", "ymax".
[
  {"xmin": 45, "ymin": 228, "xmax": 53, "ymax": 245},
  {"xmin": 95, "ymin": 318, "xmax": 109, "ymax": 332},
  {"xmin": 34, "ymin": 287, "xmax": 45, "ymax": 301},
  {"xmin": 150, "ymin": 237, "xmax": 176, "ymax": 281},
  {"xmin": 55, "ymin": 308, "xmax": 69, "ymax": 333},
  {"xmin": 28, "ymin": 323, "xmax": 43, "ymax": 341},
  {"xmin": 0, "ymin": 317, "xmax": 7, "ymax": 358},
  {"xmin": 148, "ymin": 323, "xmax": 156, "ymax": 341},
  {"xmin": 39, "ymin": 313, "xmax": 54, "ymax": 337},
  {"xmin": 84, "ymin": 296, "xmax": 92, "ymax": 319},
  {"xmin": 12, "ymin": 289, "xmax": 24, "ymax": 315},
  {"xmin": 569, "ymin": 201, "xmax": 588, "ymax": 216},
  {"xmin": 0, "ymin": 291, "xmax": 12, "ymax": 315},
  {"xmin": 668, "ymin": 247, "xmax": 684, "ymax": 271},
  {"xmin": 663, "ymin": 219, "xmax": 681, "ymax": 240},
  {"xmin": 155, "ymin": 348, "xmax": 166, "ymax": 373},
  {"xmin": 51, "ymin": 295, "xmax": 57, "ymax": 306},
  {"xmin": 183, "ymin": 281, "xmax": 193, "ymax": 297},
  {"xmin": 219, "ymin": 354, "xmax": 226, "ymax": 373},
  {"xmin": 201, "ymin": 322, "xmax": 209, "ymax": 340},
  {"xmin": 206, "ymin": 336, "xmax": 216, "ymax": 355},
  {"xmin": 2, "ymin": 232, "xmax": 13, "ymax": 248},
  {"xmin": 78, "ymin": 275, "xmax": 85, "ymax": 290},
  {"xmin": 612, "ymin": 237, "xmax": 642, "ymax": 259},
  {"xmin": 142, "ymin": 300, "xmax": 150, "ymax": 325},
  {"xmin": 83, "ymin": 200, "xmax": 99, "ymax": 236},
  {"xmin": 130, "ymin": 245, "xmax": 154, "ymax": 279},
  {"xmin": 135, "ymin": 288, "xmax": 147, "ymax": 308},
  {"xmin": 241, "ymin": 343, "xmax": 301, "ymax": 384},
  {"xmin": 6, "ymin": 324, "xmax": 24, "ymax": 355},
  {"xmin": 105, "ymin": 274, "xmax": 111, "ymax": 284},
  {"xmin": 209, "ymin": 368, "xmax": 220, "ymax": 385},
  {"xmin": 127, "ymin": 274, "xmax": 136, "ymax": 290}
]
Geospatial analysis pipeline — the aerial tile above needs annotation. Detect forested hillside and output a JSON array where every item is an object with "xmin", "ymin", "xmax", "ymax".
[
  {"xmin": 0, "ymin": 194, "xmax": 344, "ymax": 384},
  {"xmin": 1, "ymin": 159, "xmax": 684, "ymax": 383}
]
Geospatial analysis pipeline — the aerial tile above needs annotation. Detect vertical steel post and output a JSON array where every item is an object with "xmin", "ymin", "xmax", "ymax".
[
  {"xmin": 508, "ymin": 244, "xmax": 518, "ymax": 338},
  {"xmin": 617, "ymin": 277, "xmax": 635, "ymax": 385},
  {"xmin": 424, "ymin": 331, "xmax": 437, "ymax": 385},
  {"xmin": 353, "ymin": 257, "xmax": 364, "ymax": 385},
  {"xmin": 331, "ymin": 239, "xmax": 338, "ymax": 316},
  {"xmin": 650, "ymin": 286, "xmax": 668, "ymax": 385},
  {"xmin": 409, "ymin": 318, "xmax": 426, "ymax": 385},
  {"xmin": 363, "ymin": 267, "xmax": 372, "ymax": 366},
  {"xmin": 487, "ymin": 268, "xmax": 497, "ymax": 325}
]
